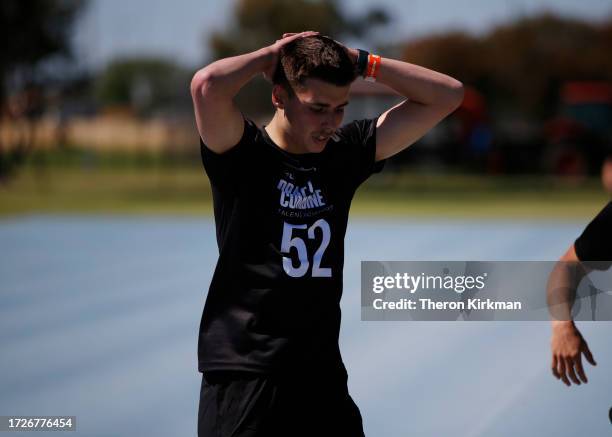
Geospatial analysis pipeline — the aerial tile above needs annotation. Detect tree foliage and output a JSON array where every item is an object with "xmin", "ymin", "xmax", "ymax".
[
  {"xmin": 0, "ymin": 0, "xmax": 84, "ymax": 181},
  {"xmin": 95, "ymin": 57, "xmax": 191, "ymax": 115},
  {"xmin": 209, "ymin": 0, "xmax": 389, "ymax": 59},
  {"xmin": 0, "ymin": 0, "xmax": 84, "ymax": 104},
  {"xmin": 401, "ymin": 14, "xmax": 612, "ymax": 117}
]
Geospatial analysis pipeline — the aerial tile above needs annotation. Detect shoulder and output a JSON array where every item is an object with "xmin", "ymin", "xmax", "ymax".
[
  {"xmin": 334, "ymin": 118, "xmax": 378, "ymax": 146},
  {"xmin": 574, "ymin": 201, "xmax": 612, "ymax": 265},
  {"xmin": 327, "ymin": 118, "xmax": 378, "ymax": 160},
  {"xmin": 200, "ymin": 115, "xmax": 263, "ymax": 158}
]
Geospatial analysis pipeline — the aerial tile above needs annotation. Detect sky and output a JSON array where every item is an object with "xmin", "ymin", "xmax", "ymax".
[{"xmin": 72, "ymin": 0, "xmax": 612, "ymax": 70}]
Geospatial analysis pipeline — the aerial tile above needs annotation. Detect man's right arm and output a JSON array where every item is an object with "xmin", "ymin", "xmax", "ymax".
[
  {"xmin": 190, "ymin": 31, "xmax": 319, "ymax": 154},
  {"xmin": 190, "ymin": 49, "xmax": 271, "ymax": 153}
]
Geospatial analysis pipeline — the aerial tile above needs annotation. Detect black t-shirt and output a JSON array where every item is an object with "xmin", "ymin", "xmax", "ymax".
[
  {"xmin": 574, "ymin": 201, "xmax": 612, "ymax": 268},
  {"xmin": 198, "ymin": 116, "xmax": 385, "ymax": 376}
]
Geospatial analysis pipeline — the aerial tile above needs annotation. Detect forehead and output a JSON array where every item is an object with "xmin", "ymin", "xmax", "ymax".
[{"xmin": 294, "ymin": 78, "xmax": 351, "ymax": 106}]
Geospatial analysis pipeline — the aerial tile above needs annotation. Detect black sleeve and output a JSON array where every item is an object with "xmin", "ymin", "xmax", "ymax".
[
  {"xmin": 199, "ymin": 116, "xmax": 258, "ymax": 191},
  {"xmin": 336, "ymin": 117, "xmax": 385, "ymax": 188},
  {"xmin": 574, "ymin": 201, "xmax": 612, "ymax": 267}
]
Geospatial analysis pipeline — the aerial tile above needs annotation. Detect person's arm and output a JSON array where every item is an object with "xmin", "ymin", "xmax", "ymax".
[
  {"xmin": 547, "ymin": 244, "xmax": 596, "ymax": 386},
  {"xmin": 373, "ymin": 59, "xmax": 464, "ymax": 161},
  {"xmin": 343, "ymin": 49, "xmax": 464, "ymax": 161},
  {"xmin": 190, "ymin": 31, "xmax": 319, "ymax": 153}
]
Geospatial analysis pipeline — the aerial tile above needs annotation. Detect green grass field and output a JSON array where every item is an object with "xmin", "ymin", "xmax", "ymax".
[{"xmin": 1, "ymin": 163, "xmax": 608, "ymax": 219}]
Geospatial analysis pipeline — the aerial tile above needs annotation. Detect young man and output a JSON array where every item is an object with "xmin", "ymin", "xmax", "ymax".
[
  {"xmin": 548, "ymin": 200, "xmax": 611, "ymax": 386},
  {"xmin": 191, "ymin": 31, "xmax": 463, "ymax": 436}
]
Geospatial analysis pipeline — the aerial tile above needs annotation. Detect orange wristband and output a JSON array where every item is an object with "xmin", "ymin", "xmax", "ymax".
[{"xmin": 365, "ymin": 54, "xmax": 381, "ymax": 82}]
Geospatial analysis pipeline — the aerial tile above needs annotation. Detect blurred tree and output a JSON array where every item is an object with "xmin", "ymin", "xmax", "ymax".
[
  {"xmin": 206, "ymin": 0, "xmax": 390, "ymax": 115},
  {"xmin": 485, "ymin": 14, "xmax": 612, "ymax": 117},
  {"xmin": 401, "ymin": 31, "xmax": 489, "ymax": 93},
  {"xmin": 401, "ymin": 14, "xmax": 612, "ymax": 119},
  {"xmin": 95, "ymin": 57, "xmax": 191, "ymax": 116},
  {"xmin": 0, "ymin": 0, "xmax": 85, "ymax": 181},
  {"xmin": 209, "ymin": 0, "xmax": 388, "ymax": 58}
]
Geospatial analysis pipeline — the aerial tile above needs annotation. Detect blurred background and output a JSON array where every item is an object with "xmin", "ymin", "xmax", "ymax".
[
  {"xmin": 1, "ymin": 1, "xmax": 612, "ymax": 436},
  {"xmin": 1, "ymin": 0, "xmax": 611, "ymax": 216}
]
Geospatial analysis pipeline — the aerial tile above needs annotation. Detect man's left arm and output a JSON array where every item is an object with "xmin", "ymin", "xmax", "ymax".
[
  {"xmin": 548, "ymin": 244, "xmax": 597, "ymax": 386},
  {"xmin": 348, "ymin": 51, "xmax": 464, "ymax": 162}
]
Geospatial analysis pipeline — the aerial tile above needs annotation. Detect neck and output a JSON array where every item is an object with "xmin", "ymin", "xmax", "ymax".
[{"xmin": 266, "ymin": 111, "xmax": 305, "ymax": 154}]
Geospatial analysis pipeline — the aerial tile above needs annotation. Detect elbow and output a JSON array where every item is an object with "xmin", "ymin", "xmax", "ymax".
[
  {"xmin": 190, "ymin": 68, "xmax": 217, "ymax": 99},
  {"xmin": 444, "ymin": 79, "xmax": 464, "ymax": 112}
]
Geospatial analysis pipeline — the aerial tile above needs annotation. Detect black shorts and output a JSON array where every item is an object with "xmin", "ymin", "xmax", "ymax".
[{"xmin": 197, "ymin": 371, "xmax": 365, "ymax": 437}]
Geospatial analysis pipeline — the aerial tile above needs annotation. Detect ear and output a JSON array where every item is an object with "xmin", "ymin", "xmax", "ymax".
[{"xmin": 272, "ymin": 85, "xmax": 288, "ymax": 109}]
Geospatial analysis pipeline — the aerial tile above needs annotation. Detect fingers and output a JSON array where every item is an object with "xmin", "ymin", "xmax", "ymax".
[
  {"xmin": 555, "ymin": 355, "xmax": 584, "ymax": 386},
  {"xmin": 557, "ymin": 359, "xmax": 570, "ymax": 386},
  {"xmin": 551, "ymin": 355, "xmax": 560, "ymax": 379},
  {"xmin": 281, "ymin": 31, "xmax": 319, "ymax": 40},
  {"xmin": 296, "ymin": 30, "xmax": 319, "ymax": 39},
  {"xmin": 574, "ymin": 355, "xmax": 588, "ymax": 384},
  {"xmin": 553, "ymin": 347, "xmax": 596, "ymax": 386},
  {"xmin": 582, "ymin": 342, "xmax": 597, "ymax": 366},
  {"xmin": 551, "ymin": 326, "xmax": 596, "ymax": 387},
  {"xmin": 565, "ymin": 358, "xmax": 581, "ymax": 385}
]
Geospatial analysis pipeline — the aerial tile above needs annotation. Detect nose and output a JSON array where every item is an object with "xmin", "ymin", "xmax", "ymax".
[{"xmin": 322, "ymin": 112, "xmax": 340, "ymax": 130}]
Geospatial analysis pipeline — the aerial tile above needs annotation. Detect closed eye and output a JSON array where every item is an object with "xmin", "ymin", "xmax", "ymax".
[{"xmin": 309, "ymin": 106, "xmax": 346, "ymax": 114}]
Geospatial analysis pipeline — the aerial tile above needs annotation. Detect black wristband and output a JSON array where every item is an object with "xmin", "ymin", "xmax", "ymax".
[{"xmin": 356, "ymin": 49, "xmax": 369, "ymax": 77}]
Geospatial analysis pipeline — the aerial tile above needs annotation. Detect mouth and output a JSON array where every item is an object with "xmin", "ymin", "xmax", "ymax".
[{"xmin": 312, "ymin": 133, "xmax": 332, "ymax": 144}]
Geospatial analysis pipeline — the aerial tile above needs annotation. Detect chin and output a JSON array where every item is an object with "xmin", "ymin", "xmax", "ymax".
[{"xmin": 308, "ymin": 138, "xmax": 328, "ymax": 153}]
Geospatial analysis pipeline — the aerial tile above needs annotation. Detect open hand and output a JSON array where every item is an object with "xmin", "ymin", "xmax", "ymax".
[
  {"xmin": 262, "ymin": 31, "xmax": 319, "ymax": 82},
  {"xmin": 551, "ymin": 321, "xmax": 596, "ymax": 386}
]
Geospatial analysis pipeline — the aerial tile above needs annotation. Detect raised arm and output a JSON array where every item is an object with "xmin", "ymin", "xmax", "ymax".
[
  {"xmin": 372, "ymin": 58, "xmax": 464, "ymax": 161},
  {"xmin": 190, "ymin": 31, "xmax": 319, "ymax": 153},
  {"xmin": 341, "ymin": 46, "xmax": 464, "ymax": 161}
]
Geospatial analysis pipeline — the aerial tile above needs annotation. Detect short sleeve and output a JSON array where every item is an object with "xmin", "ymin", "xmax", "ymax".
[
  {"xmin": 574, "ymin": 201, "xmax": 612, "ymax": 268},
  {"xmin": 199, "ymin": 116, "xmax": 258, "ymax": 190},
  {"xmin": 335, "ymin": 117, "xmax": 385, "ymax": 188}
]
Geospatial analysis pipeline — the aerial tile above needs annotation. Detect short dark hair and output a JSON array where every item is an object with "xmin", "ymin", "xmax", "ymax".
[{"xmin": 273, "ymin": 35, "xmax": 356, "ymax": 94}]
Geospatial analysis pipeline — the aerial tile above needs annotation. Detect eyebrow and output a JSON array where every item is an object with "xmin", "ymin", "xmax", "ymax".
[{"xmin": 310, "ymin": 101, "xmax": 349, "ymax": 108}]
